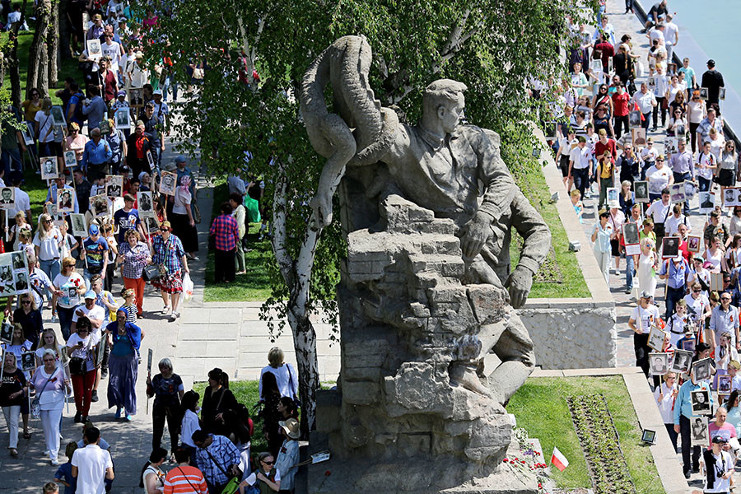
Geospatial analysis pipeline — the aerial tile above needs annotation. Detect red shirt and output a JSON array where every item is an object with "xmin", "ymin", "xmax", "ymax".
[
  {"xmin": 595, "ymin": 139, "xmax": 617, "ymax": 162},
  {"xmin": 612, "ymin": 92, "xmax": 631, "ymax": 117}
]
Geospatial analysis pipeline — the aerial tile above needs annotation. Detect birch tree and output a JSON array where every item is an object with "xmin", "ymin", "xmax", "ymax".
[{"xmin": 145, "ymin": 0, "xmax": 589, "ymax": 435}]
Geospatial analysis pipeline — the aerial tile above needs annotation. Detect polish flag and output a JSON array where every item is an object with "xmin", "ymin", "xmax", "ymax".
[{"xmin": 551, "ymin": 447, "xmax": 569, "ymax": 471}]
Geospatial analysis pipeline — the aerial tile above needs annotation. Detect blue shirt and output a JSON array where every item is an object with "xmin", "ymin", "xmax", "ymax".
[
  {"xmin": 194, "ymin": 434, "xmax": 241, "ymax": 485},
  {"xmin": 81, "ymin": 138, "xmax": 112, "ymax": 168},
  {"xmin": 674, "ymin": 379, "xmax": 713, "ymax": 424},
  {"xmin": 82, "ymin": 96, "xmax": 108, "ymax": 130},
  {"xmin": 113, "ymin": 208, "xmax": 140, "ymax": 243},
  {"xmin": 659, "ymin": 258, "xmax": 689, "ymax": 289},
  {"xmin": 54, "ymin": 462, "xmax": 77, "ymax": 494}
]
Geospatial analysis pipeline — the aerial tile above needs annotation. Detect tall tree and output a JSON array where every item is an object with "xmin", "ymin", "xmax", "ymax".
[
  {"xmin": 47, "ymin": 0, "xmax": 59, "ymax": 87},
  {"xmin": 26, "ymin": 0, "xmax": 53, "ymax": 97},
  {"xmin": 6, "ymin": 0, "xmax": 28, "ymax": 107},
  {"xmin": 145, "ymin": 0, "xmax": 589, "ymax": 434}
]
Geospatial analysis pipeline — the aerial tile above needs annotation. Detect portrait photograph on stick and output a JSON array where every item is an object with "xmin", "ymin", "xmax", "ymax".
[
  {"xmin": 647, "ymin": 326, "xmax": 666, "ymax": 352},
  {"xmin": 690, "ymin": 389, "xmax": 711, "ymax": 416},
  {"xmin": 661, "ymin": 236, "xmax": 680, "ymax": 259},
  {"xmin": 671, "ymin": 349, "xmax": 693, "ymax": 373},
  {"xmin": 634, "ymin": 181, "xmax": 649, "ymax": 203},
  {"xmin": 40, "ymin": 156, "xmax": 59, "ymax": 180},
  {"xmin": 0, "ymin": 187, "xmax": 15, "ymax": 210},
  {"xmin": 693, "ymin": 358, "xmax": 713, "ymax": 381},
  {"xmin": 649, "ymin": 352, "xmax": 669, "ymax": 376},
  {"xmin": 57, "ymin": 187, "xmax": 75, "ymax": 214},
  {"xmin": 690, "ymin": 417, "xmax": 708, "ymax": 446}
]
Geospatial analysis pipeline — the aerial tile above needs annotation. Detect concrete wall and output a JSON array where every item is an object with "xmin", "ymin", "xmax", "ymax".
[{"xmin": 518, "ymin": 127, "xmax": 617, "ymax": 369}]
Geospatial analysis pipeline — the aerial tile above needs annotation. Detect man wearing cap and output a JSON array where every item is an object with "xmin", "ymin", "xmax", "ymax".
[
  {"xmin": 81, "ymin": 128, "xmax": 112, "ymax": 177},
  {"xmin": 659, "ymin": 252, "xmax": 690, "ymax": 319},
  {"xmin": 71, "ymin": 290, "xmax": 105, "ymax": 333},
  {"xmin": 710, "ymin": 292, "xmax": 740, "ymax": 352},
  {"xmin": 568, "ymin": 136, "xmax": 591, "ymax": 199},
  {"xmin": 86, "ymin": 13, "xmax": 105, "ymax": 41},
  {"xmin": 702, "ymin": 60, "xmax": 725, "ymax": 111},
  {"xmin": 81, "ymin": 224, "xmax": 109, "ymax": 289},
  {"xmin": 274, "ymin": 418, "xmax": 300, "ymax": 493},
  {"xmin": 628, "ymin": 291, "xmax": 661, "ymax": 376},
  {"xmin": 702, "ymin": 435, "xmax": 734, "ymax": 491},
  {"xmin": 674, "ymin": 364, "xmax": 714, "ymax": 478},
  {"xmin": 631, "ymin": 82, "xmax": 657, "ymax": 131}
]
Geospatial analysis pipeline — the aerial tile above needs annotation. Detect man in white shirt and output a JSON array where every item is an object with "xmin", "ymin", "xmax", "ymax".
[
  {"xmin": 100, "ymin": 34, "xmax": 122, "ymax": 73},
  {"xmin": 648, "ymin": 23, "xmax": 665, "ymax": 50},
  {"xmin": 632, "ymin": 83, "xmax": 657, "ymax": 130},
  {"xmin": 6, "ymin": 171, "xmax": 31, "ymax": 223},
  {"xmin": 646, "ymin": 188, "xmax": 672, "ymax": 245},
  {"xmin": 72, "ymin": 427, "xmax": 114, "ymax": 494},
  {"xmin": 71, "ymin": 291, "xmax": 106, "ymax": 332},
  {"xmin": 663, "ymin": 14, "xmax": 679, "ymax": 62}
]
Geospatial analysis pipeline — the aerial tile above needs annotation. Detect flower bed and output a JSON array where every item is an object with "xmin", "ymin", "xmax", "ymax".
[{"xmin": 567, "ymin": 394, "xmax": 636, "ymax": 494}]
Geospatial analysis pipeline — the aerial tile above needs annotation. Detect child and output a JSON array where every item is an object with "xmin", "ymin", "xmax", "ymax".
[
  {"xmin": 570, "ymin": 189, "xmax": 583, "ymax": 223},
  {"xmin": 53, "ymin": 442, "xmax": 78, "ymax": 494},
  {"xmin": 17, "ymin": 229, "xmax": 34, "ymax": 258},
  {"xmin": 59, "ymin": 222, "xmax": 79, "ymax": 259},
  {"xmin": 120, "ymin": 287, "xmax": 137, "ymax": 323},
  {"xmin": 666, "ymin": 299, "xmax": 688, "ymax": 347}
]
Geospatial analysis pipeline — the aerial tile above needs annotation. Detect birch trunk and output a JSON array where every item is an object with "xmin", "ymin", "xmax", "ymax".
[
  {"xmin": 47, "ymin": 0, "xmax": 59, "ymax": 86},
  {"xmin": 8, "ymin": 0, "xmax": 27, "ymax": 108},
  {"xmin": 26, "ymin": 0, "xmax": 52, "ymax": 97}
]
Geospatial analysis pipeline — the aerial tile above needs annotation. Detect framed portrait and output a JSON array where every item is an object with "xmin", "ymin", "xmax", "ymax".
[
  {"xmin": 590, "ymin": 60, "xmax": 603, "ymax": 76},
  {"xmin": 632, "ymin": 127, "xmax": 647, "ymax": 147},
  {"xmin": 647, "ymin": 76, "xmax": 656, "ymax": 89},
  {"xmin": 723, "ymin": 187, "xmax": 739, "ymax": 208},
  {"xmin": 661, "ymin": 236, "xmax": 680, "ymax": 259},
  {"xmin": 665, "ymin": 137, "xmax": 677, "ymax": 156},
  {"xmin": 671, "ymin": 349, "xmax": 693, "ymax": 373},
  {"xmin": 63, "ymin": 150, "xmax": 77, "ymax": 169},
  {"xmin": 699, "ymin": 87, "xmax": 709, "ymax": 100},
  {"xmin": 20, "ymin": 351, "xmax": 35, "ymax": 372},
  {"xmin": 543, "ymin": 121, "xmax": 557, "ymax": 141},
  {"xmin": 641, "ymin": 429, "xmax": 656, "ymax": 445},
  {"xmin": 684, "ymin": 180, "xmax": 697, "ymax": 199},
  {"xmin": 667, "ymin": 62, "xmax": 677, "ymax": 75},
  {"xmin": 57, "ymin": 187, "xmax": 75, "ymax": 214},
  {"xmin": 40, "ymin": 156, "xmax": 59, "ymax": 180},
  {"xmin": 146, "ymin": 150, "xmax": 155, "ymax": 169},
  {"xmin": 623, "ymin": 222, "xmax": 640, "ymax": 246},
  {"xmin": 0, "ymin": 187, "xmax": 15, "ymax": 210},
  {"xmin": 21, "ymin": 123, "xmax": 34, "ymax": 146},
  {"xmin": 720, "ymin": 87, "xmax": 726, "ymax": 100},
  {"xmin": 69, "ymin": 213, "xmax": 87, "ymax": 237},
  {"xmin": 699, "ymin": 191, "xmax": 715, "ymax": 213},
  {"xmin": 13, "ymin": 271, "xmax": 27, "ymax": 293},
  {"xmin": 142, "ymin": 215, "xmax": 160, "ymax": 235},
  {"xmin": 159, "ymin": 171, "xmax": 177, "ymax": 196},
  {"xmin": 647, "ymin": 326, "xmax": 666, "ymax": 352},
  {"xmin": 649, "ymin": 352, "xmax": 670, "ymax": 376},
  {"xmin": 634, "ymin": 181, "xmax": 650, "ymax": 203},
  {"xmin": 137, "ymin": 191, "xmax": 153, "ymax": 213},
  {"xmin": 669, "ymin": 182, "xmax": 685, "ymax": 204},
  {"xmin": 691, "ymin": 389, "xmax": 712, "ymax": 416},
  {"xmin": 105, "ymin": 175, "xmax": 123, "ymax": 198},
  {"xmin": 50, "ymin": 106, "xmax": 66, "ymax": 127},
  {"xmin": 629, "ymin": 110, "xmax": 641, "ymax": 127},
  {"xmin": 710, "ymin": 272, "xmax": 724, "ymax": 292},
  {"xmin": 87, "ymin": 39, "xmax": 102, "ymax": 61},
  {"xmin": 606, "ymin": 187, "xmax": 619, "ymax": 209},
  {"xmin": 687, "ymin": 235, "xmax": 701, "ymax": 253},
  {"xmin": 114, "ymin": 108, "xmax": 131, "ymax": 129},
  {"xmin": 681, "ymin": 338, "xmax": 696, "ymax": 354},
  {"xmin": 0, "ymin": 320, "xmax": 12, "ymax": 343},
  {"xmin": 717, "ymin": 374, "xmax": 732, "ymax": 394},
  {"xmin": 89, "ymin": 194, "xmax": 110, "ymax": 217},
  {"xmin": 693, "ymin": 358, "xmax": 713, "ymax": 381},
  {"xmin": 690, "ymin": 416, "xmax": 708, "ymax": 446}
]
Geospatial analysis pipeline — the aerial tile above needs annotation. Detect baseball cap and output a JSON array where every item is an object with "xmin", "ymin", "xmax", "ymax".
[
  {"xmin": 708, "ymin": 59, "xmax": 716, "ymax": 66},
  {"xmin": 84, "ymin": 290, "xmax": 96, "ymax": 300},
  {"xmin": 153, "ymin": 89, "xmax": 162, "ymax": 96},
  {"xmin": 640, "ymin": 290, "xmax": 652, "ymax": 299},
  {"xmin": 117, "ymin": 90, "xmax": 126, "ymax": 97},
  {"xmin": 712, "ymin": 435, "xmax": 728, "ymax": 444},
  {"xmin": 175, "ymin": 155, "xmax": 186, "ymax": 163},
  {"xmin": 89, "ymin": 224, "xmax": 99, "ymax": 235}
]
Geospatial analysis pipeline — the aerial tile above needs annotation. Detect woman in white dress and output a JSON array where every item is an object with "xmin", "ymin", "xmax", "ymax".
[{"xmin": 638, "ymin": 237, "xmax": 658, "ymax": 298}]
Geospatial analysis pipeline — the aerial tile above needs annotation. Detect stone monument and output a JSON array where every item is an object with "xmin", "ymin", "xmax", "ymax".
[{"xmin": 300, "ymin": 36, "xmax": 551, "ymax": 493}]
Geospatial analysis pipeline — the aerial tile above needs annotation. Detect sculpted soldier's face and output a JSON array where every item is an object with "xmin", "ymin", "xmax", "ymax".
[{"xmin": 438, "ymin": 94, "xmax": 465, "ymax": 134}]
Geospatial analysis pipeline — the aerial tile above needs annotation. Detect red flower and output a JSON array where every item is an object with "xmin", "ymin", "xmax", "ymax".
[
  {"xmin": 503, "ymin": 458, "xmax": 509, "ymax": 462},
  {"xmin": 538, "ymin": 483, "xmax": 542, "ymax": 489},
  {"xmin": 324, "ymin": 470, "xmax": 331, "ymax": 477}
]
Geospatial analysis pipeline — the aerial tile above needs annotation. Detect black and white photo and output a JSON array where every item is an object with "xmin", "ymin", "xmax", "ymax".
[
  {"xmin": 57, "ymin": 188, "xmax": 75, "ymax": 214},
  {"xmin": 51, "ymin": 106, "xmax": 66, "ymax": 127},
  {"xmin": 699, "ymin": 87, "xmax": 709, "ymax": 100},
  {"xmin": 106, "ymin": 175, "xmax": 123, "ymax": 198},
  {"xmin": 699, "ymin": 191, "xmax": 715, "ymax": 213},
  {"xmin": 11, "ymin": 252, "xmax": 24, "ymax": 270},
  {"xmin": 41, "ymin": 156, "xmax": 59, "ymax": 180},
  {"xmin": 693, "ymin": 357, "xmax": 713, "ymax": 381},
  {"xmin": 160, "ymin": 171, "xmax": 177, "ymax": 196},
  {"xmin": 70, "ymin": 213, "xmax": 87, "ymax": 237},
  {"xmin": 648, "ymin": 326, "xmax": 666, "ymax": 352},
  {"xmin": 671, "ymin": 349, "xmax": 693, "ymax": 373},
  {"xmin": 649, "ymin": 352, "xmax": 669, "ymax": 376},
  {"xmin": 691, "ymin": 417, "xmax": 708, "ymax": 446},
  {"xmin": 0, "ymin": 187, "xmax": 14, "ymax": 210},
  {"xmin": 691, "ymin": 388, "xmax": 711, "ymax": 415},
  {"xmin": 115, "ymin": 108, "xmax": 131, "ymax": 129},
  {"xmin": 63, "ymin": 150, "xmax": 77, "ymax": 169},
  {"xmin": 634, "ymin": 181, "xmax": 649, "ymax": 203},
  {"xmin": 661, "ymin": 236, "xmax": 680, "ymax": 259},
  {"xmin": 0, "ymin": 321, "xmax": 12, "ymax": 343},
  {"xmin": 20, "ymin": 351, "xmax": 34, "ymax": 371},
  {"xmin": 87, "ymin": 39, "xmax": 102, "ymax": 61}
]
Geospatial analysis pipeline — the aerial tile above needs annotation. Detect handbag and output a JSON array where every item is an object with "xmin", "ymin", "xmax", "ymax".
[
  {"xmin": 31, "ymin": 368, "xmax": 59, "ymax": 418},
  {"xmin": 205, "ymin": 448, "xmax": 241, "ymax": 494},
  {"xmin": 69, "ymin": 357, "xmax": 86, "ymax": 376},
  {"xmin": 143, "ymin": 264, "xmax": 163, "ymax": 282}
]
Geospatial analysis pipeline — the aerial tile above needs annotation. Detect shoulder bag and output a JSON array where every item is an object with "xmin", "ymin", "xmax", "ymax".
[
  {"xmin": 204, "ymin": 447, "xmax": 241, "ymax": 494},
  {"xmin": 31, "ymin": 368, "xmax": 58, "ymax": 418},
  {"xmin": 143, "ymin": 264, "xmax": 163, "ymax": 282}
]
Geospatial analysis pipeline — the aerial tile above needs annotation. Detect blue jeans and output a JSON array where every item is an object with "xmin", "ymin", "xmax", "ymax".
[
  {"xmin": 57, "ymin": 305, "xmax": 75, "ymax": 341},
  {"xmin": 1, "ymin": 147, "xmax": 22, "ymax": 176},
  {"xmin": 40, "ymin": 258, "xmax": 60, "ymax": 285},
  {"xmin": 625, "ymin": 255, "xmax": 635, "ymax": 290},
  {"xmin": 673, "ymin": 171, "xmax": 691, "ymax": 214}
]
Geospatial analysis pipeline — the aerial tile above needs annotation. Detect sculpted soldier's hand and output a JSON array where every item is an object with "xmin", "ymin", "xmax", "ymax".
[
  {"xmin": 505, "ymin": 266, "xmax": 534, "ymax": 309},
  {"xmin": 461, "ymin": 212, "xmax": 492, "ymax": 259}
]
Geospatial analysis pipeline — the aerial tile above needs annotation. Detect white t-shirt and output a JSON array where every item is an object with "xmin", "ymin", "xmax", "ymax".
[
  {"xmin": 72, "ymin": 304, "xmax": 106, "ymax": 328},
  {"xmin": 646, "ymin": 200, "xmax": 671, "ymax": 225},
  {"xmin": 665, "ymin": 214, "xmax": 687, "ymax": 236},
  {"xmin": 703, "ymin": 450, "xmax": 733, "ymax": 493},
  {"xmin": 72, "ymin": 445, "xmax": 113, "ymax": 494},
  {"xmin": 173, "ymin": 188, "xmax": 191, "ymax": 215},
  {"xmin": 34, "ymin": 110, "xmax": 59, "ymax": 143},
  {"xmin": 33, "ymin": 227, "xmax": 63, "ymax": 261},
  {"xmin": 7, "ymin": 188, "xmax": 30, "ymax": 219},
  {"xmin": 684, "ymin": 293, "xmax": 709, "ymax": 325},
  {"xmin": 53, "ymin": 272, "xmax": 85, "ymax": 309},
  {"xmin": 100, "ymin": 41, "xmax": 122, "ymax": 71},
  {"xmin": 646, "ymin": 166, "xmax": 672, "ymax": 195},
  {"xmin": 630, "ymin": 304, "xmax": 660, "ymax": 333}
]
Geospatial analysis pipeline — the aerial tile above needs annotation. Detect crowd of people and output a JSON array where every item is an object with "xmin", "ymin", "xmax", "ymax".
[{"xmin": 562, "ymin": 1, "xmax": 741, "ymax": 490}]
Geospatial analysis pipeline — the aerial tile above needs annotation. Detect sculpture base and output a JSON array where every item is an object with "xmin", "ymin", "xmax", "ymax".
[{"xmin": 306, "ymin": 437, "xmax": 539, "ymax": 494}]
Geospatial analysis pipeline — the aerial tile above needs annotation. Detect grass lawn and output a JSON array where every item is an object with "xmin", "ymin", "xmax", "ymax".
[
  {"xmin": 507, "ymin": 376, "xmax": 664, "ymax": 493},
  {"xmin": 512, "ymin": 165, "xmax": 590, "ymax": 299}
]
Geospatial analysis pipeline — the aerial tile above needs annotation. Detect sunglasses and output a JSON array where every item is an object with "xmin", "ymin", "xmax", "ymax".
[
  {"xmin": 262, "ymin": 460, "xmax": 274, "ymax": 465},
  {"xmin": 21, "ymin": 300, "xmax": 31, "ymax": 304}
]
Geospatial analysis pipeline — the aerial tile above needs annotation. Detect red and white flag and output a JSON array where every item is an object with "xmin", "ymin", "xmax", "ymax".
[{"xmin": 551, "ymin": 447, "xmax": 569, "ymax": 471}]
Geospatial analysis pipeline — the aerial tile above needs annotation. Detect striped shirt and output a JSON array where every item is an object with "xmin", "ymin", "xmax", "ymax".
[{"xmin": 163, "ymin": 465, "xmax": 208, "ymax": 493}]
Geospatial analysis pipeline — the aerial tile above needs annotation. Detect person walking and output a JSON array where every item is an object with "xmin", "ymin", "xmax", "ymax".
[
  {"xmin": 65, "ymin": 317, "xmax": 99, "ymax": 424},
  {"xmin": 629, "ymin": 291, "xmax": 660, "ymax": 377},
  {"xmin": 209, "ymin": 203, "xmax": 239, "ymax": 283},
  {"xmin": 146, "ymin": 358, "xmax": 184, "ymax": 455},
  {"xmin": 105, "ymin": 308, "xmax": 142, "ymax": 421},
  {"xmin": 116, "ymin": 229, "xmax": 151, "ymax": 318},
  {"xmin": 275, "ymin": 418, "xmax": 300, "ymax": 493},
  {"xmin": 591, "ymin": 209, "xmax": 613, "ymax": 284},
  {"xmin": 32, "ymin": 349, "xmax": 70, "ymax": 465},
  {"xmin": 171, "ymin": 175, "xmax": 198, "ymax": 261},
  {"xmin": 71, "ymin": 426, "xmax": 115, "ymax": 493},
  {"xmin": 150, "ymin": 221, "xmax": 189, "ymax": 322},
  {"xmin": 0, "ymin": 352, "xmax": 26, "ymax": 457},
  {"xmin": 34, "ymin": 214, "xmax": 64, "ymax": 292},
  {"xmin": 674, "ymin": 366, "xmax": 714, "ymax": 479},
  {"xmin": 229, "ymin": 193, "xmax": 247, "ymax": 275},
  {"xmin": 52, "ymin": 257, "xmax": 87, "ymax": 341}
]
